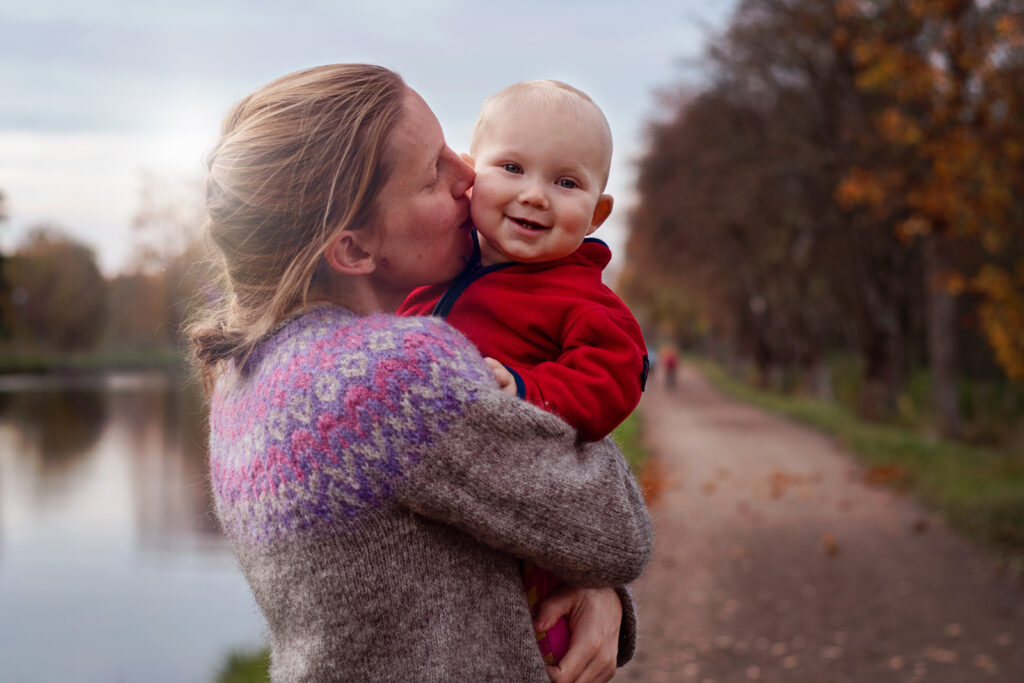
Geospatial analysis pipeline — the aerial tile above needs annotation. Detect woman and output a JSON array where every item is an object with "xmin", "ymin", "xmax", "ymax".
[{"xmin": 191, "ymin": 64, "xmax": 652, "ymax": 682}]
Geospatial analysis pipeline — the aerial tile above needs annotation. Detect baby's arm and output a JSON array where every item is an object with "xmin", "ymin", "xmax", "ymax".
[{"xmin": 507, "ymin": 306, "xmax": 647, "ymax": 442}]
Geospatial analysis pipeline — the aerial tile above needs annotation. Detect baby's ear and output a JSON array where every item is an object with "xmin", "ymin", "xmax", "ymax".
[{"xmin": 588, "ymin": 194, "xmax": 614, "ymax": 234}]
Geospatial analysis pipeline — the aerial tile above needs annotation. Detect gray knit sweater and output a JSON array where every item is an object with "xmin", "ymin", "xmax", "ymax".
[{"xmin": 208, "ymin": 307, "xmax": 653, "ymax": 681}]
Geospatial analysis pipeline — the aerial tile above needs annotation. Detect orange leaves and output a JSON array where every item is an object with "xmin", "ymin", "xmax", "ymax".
[
  {"xmin": 896, "ymin": 216, "xmax": 933, "ymax": 244},
  {"xmin": 820, "ymin": 531, "xmax": 840, "ymax": 557},
  {"xmin": 973, "ymin": 264, "xmax": 1024, "ymax": 382},
  {"xmin": 835, "ymin": 166, "xmax": 905, "ymax": 217},
  {"xmin": 877, "ymin": 107, "xmax": 923, "ymax": 146},
  {"xmin": 835, "ymin": 166, "xmax": 887, "ymax": 212},
  {"xmin": 638, "ymin": 457, "xmax": 672, "ymax": 507},
  {"xmin": 995, "ymin": 14, "xmax": 1023, "ymax": 43},
  {"xmin": 864, "ymin": 464, "xmax": 913, "ymax": 489}
]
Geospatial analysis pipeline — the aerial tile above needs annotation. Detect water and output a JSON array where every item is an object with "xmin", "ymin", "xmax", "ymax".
[{"xmin": 0, "ymin": 371, "xmax": 265, "ymax": 682}]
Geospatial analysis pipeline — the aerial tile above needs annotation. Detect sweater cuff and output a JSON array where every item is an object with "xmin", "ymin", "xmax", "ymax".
[
  {"xmin": 505, "ymin": 365, "xmax": 526, "ymax": 399},
  {"xmin": 615, "ymin": 584, "xmax": 639, "ymax": 667}
]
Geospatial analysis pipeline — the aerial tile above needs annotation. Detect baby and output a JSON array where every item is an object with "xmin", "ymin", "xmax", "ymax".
[{"xmin": 399, "ymin": 80, "xmax": 648, "ymax": 665}]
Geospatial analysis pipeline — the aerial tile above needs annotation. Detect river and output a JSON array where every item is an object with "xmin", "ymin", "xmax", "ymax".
[{"xmin": 0, "ymin": 371, "xmax": 264, "ymax": 682}]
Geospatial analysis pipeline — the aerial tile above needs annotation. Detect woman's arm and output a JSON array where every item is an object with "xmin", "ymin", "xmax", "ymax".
[{"xmin": 391, "ymin": 317, "xmax": 653, "ymax": 588}]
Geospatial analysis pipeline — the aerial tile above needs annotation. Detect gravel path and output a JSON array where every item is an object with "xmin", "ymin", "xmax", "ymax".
[{"xmin": 620, "ymin": 364, "xmax": 1024, "ymax": 683}]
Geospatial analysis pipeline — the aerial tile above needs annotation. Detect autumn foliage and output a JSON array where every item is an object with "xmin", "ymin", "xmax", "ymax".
[{"xmin": 625, "ymin": 0, "xmax": 1024, "ymax": 435}]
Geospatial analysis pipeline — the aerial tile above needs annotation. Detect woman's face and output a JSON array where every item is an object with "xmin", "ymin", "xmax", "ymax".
[{"xmin": 369, "ymin": 89, "xmax": 475, "ymax": 304}]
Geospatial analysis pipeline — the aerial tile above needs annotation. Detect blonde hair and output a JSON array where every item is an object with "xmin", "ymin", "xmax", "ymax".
[
  {"xmin": 189, "ymin": 64, "xmax": 406, "ymax": 390},
  {"xmin": 470, "ymin": 80, "xmax": 613, "ymax": 188}
]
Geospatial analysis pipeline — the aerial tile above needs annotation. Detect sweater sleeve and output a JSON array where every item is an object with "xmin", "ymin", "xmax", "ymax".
[
  {"xmin": 391, "ymin": 317, "xmax": 653, "ymax": 589},
  {"xmin": 615, "ymin": 584, "xmax": 640, "ymax": 667},
  {"xmin": 511, "ymin": 305, "xmax": 647, "ymax": 442}
]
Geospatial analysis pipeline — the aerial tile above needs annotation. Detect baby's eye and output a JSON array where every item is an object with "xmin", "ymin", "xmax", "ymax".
[
  {"xmin": 557, "ymin": 178, "xmax": 577, "ymax": 189},
  {"xmin": 502, "ymin": 162, "xmax": 522, "ymax": 174}
]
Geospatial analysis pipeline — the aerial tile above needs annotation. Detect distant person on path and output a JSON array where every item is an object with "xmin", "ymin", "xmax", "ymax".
[
  {"xmin": 190, "ymin": 65, "xmax": 652, "ymax": 682},
  {"xmin": 399, "ymin": 80, "xmax": 649, "ymax": 665},
  {"xmin": 661, "ymin": 346, "xmax": 679, "ymax": 389}
]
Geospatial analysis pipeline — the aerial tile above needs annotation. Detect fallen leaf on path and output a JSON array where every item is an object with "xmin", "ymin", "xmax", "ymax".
[
  {"xmin": 820, "ymin": 645, "xmax": 843, "ymax": 660},
  {"xmin": 925, "ymin": 646, "xmax": 958, "ymax": 664},
  {"xmin": 944, "ymin": 623, "xmax": 963, "ymax": 638},
  {"xmin": 911, "ymin": 518, "xmax": 929, "ymax": 535},
  {"xmin": 745, "ymin": 665, "xmax": 761, "ymax": 680},
  {"xmin": 995, "ymin": 632, "xmax": 1013, "ymax": 646},
  {"xmin": 821, "ymin": 531, "xmax": 840, "ymax": 556},
  {"xmin": 638, "ymin": 458, "xmax": 672, "ymax": 506},
  {"xmin": 889, "ymin": 655, "xmax": 905, "ymax": 670},
  {"xmin": 864, "ymin": 464, "xmax": 912, "ymax": 489},
  {"xmin": 974, "ymin": 653, "xmax": 999, "ymax": 675},
  {"xmin": 769, "ymin": 470, "xmax": 808, "ymax": 498}
]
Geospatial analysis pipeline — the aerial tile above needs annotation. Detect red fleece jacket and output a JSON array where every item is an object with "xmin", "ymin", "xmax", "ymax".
[{"xmin": 399, "ymin": 238, "xmax": 648, "ymax": 442}]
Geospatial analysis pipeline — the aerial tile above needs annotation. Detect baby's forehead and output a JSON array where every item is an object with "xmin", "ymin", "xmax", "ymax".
[{"xmin": 472, "ymin": 94, "xmax": 612, "ymax": 155}]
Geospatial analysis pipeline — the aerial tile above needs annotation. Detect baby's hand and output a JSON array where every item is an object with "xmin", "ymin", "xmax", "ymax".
[{"xmin": 484, "ymin": 357, "xmax": 517, "ymax": 395}]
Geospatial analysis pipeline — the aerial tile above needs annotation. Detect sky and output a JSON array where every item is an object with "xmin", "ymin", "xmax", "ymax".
[{"xmin": 0, "ymin": 0, "xmax": 738, "ymax": 275}]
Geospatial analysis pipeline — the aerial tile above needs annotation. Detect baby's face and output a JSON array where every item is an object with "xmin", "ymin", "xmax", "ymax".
[{"xmin": 470, "ymin": 103, "xmax": 611, "ymax": 266}]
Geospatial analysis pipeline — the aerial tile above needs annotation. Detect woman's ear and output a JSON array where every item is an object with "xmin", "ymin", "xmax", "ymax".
[
  {"xmin": 325, "ymin": 230, "xmax": 377, "ymax": 275},
  {"xmin": 587, "ymin": 194, "xmax": 614, "ymax": 235}
]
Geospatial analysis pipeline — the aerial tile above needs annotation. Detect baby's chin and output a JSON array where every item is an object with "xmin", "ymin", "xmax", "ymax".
[{"xmin": 478, "ymin": 234, "xmax": 583, "ymax": 267}]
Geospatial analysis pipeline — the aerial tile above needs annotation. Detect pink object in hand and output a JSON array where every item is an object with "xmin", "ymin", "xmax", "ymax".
[{"xmin": 523, "ymin": 561, "xmax": 570, "ymax": 665}]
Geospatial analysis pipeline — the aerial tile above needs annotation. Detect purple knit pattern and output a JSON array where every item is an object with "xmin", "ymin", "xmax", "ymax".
[{"xmin": 209, "ymin": 308, "xmax": 489, "ymax": 543}]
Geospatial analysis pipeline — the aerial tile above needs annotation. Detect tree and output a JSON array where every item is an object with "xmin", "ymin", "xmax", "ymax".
[
  {"xmin": 0, "ymin": 188, "xmax": 10, "ymax": 338},
  {"xmin": 835, "ymin": 0, "xmax": 1024, "ymax": 433},
  {"xmin": 6, "ymin": 227, "xmax": 107, "ymax": 352},
  {"xmin": 627, "ymin": 0, "xmax": 1024, "ymax": 434},
  {"xmin": 105, "ymin": 171, "xmax": 213, "ymax": 350}
]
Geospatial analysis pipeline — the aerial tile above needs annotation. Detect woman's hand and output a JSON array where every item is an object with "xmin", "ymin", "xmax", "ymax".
[{"xmin": 535, "ymin": 585, "xmax": 622, "ymax": 683}]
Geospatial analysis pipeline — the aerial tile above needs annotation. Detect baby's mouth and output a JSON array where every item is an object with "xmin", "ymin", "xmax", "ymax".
[{"xmin": 509, "ymin": 215, "xmax": 550, "ymax": 231}]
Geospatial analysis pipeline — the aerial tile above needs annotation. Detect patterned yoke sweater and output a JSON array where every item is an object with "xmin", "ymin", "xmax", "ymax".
[{"xmin": 208, "ymin": 306, "xmax": 653, "ymax": 682}]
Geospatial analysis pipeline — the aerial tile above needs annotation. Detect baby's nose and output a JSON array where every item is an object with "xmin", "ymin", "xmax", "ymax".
[{"xmin": 518, "ymin": 182, "xmax": 549, "ymax": 209}]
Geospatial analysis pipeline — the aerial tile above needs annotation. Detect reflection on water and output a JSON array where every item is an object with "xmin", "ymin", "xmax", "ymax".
[{"xmin": 0, "ymin": 371, "xmax": 264, "ymax": 683}]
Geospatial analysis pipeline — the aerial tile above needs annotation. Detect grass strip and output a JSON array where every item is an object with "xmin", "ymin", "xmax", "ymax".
[
  {"xmin": 613, "ymin": 410, "xmax": 648, "ymax": 476},
  {"xmin": 214, "ymin": 648, "xmax": 271, "ymax": 683},
  {"xmin": 0, "ymin": 347, "xmax": 184, "ymax": 374}
]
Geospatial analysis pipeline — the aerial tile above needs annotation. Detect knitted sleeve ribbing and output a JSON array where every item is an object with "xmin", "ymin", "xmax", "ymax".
[{"xmin": 392, "ymin": 317, "xmax": 653, "ymax": 588}]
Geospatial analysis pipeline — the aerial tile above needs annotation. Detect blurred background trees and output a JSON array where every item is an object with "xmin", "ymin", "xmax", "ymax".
[
  {"xmin": 625, "ymin": 0, "xmax": 1024, "ymax": 440},
  {"xmin": 5, "ymin": 227, "xmax": 107, "ymax": 352},
  {"xmin": 0, "ymin": 175, "xmax": 210, "ymax": 362}
]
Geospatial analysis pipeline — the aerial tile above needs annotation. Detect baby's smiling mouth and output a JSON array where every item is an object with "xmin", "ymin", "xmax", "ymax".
[{"xmin": 509, "ymin": 215, "xmax": 550, "ymax": 231}]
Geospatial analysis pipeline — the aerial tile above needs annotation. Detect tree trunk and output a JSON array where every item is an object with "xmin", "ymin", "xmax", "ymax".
[{"xmin": 923, "ymin": 234, "xmax": 961, "ymax": 438}]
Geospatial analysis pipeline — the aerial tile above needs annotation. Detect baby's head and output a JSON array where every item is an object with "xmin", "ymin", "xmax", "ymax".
[{"xmin": 468, "ymin": 80, "xmax": 614, "ymax": 266}]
